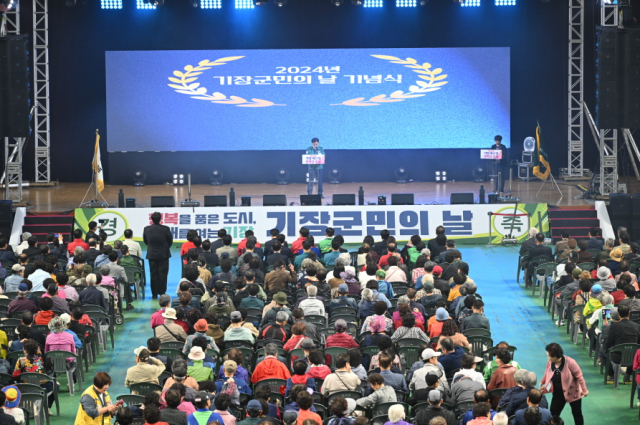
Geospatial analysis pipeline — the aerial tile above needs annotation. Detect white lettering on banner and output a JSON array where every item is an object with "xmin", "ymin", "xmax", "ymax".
[{"xmin": 76, "ymin": 204, "xmax": 547, "ymax": 244}]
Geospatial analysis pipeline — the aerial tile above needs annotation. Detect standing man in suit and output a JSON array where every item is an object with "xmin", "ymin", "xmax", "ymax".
[
  {"xmin": 306, "ymin": 138, "xmax": 325, "ymax": 198},
  {"xmin": 491, "ymin": 135, "xmax": 508, "ymax": 194},
  {"xmin": 143, "ymin": 212, "xmax": 173, "ymax": 299}
]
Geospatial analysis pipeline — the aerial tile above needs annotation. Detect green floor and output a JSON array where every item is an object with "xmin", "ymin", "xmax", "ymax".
[{"xmin": 47, "ymin": 245, "xmax": 638, "ymax": 424}]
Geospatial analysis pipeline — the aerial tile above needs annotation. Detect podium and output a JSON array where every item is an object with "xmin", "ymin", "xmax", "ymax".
[
  {"xmin": 480, "ymin": 149, "xmax": 503, "ymax": 186},
  {"xmin": 303, "ymin": 154, "xmax": 325, "ymax": 195}
]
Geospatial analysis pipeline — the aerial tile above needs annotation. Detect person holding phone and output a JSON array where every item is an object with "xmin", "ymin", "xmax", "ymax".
[
  {"xmin": 75, "ymin": 372, "xmax": 120, "ymax": 425},
  {"xmin": 539, "ymin": 343, "xmax": 587, "ymax": 425}
]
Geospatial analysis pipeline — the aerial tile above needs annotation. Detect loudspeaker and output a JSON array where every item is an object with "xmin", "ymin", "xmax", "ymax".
[
  {"xmin": 609, "ymin": 193, "xmax": 632, "ymax": 218},
  {"xmin": 391, "ymin": 193, "xmax": 414, "ymax": 205},
  {"xmin": 333, "ymin": 194, "xmax": 356, "ymax": 206},
  {"xmin": 263, "ymin": 195, "xmax": 287, "ymax": 206},
  {"xmin": 125, "ymin": 198, "xmax": 136, "ymax": 208},
  {"xmin": 300, "ymin": 195, "xmax": 321, "ymax": 206},
  {"xmin": 0, "ymin": 200, "xmax": 12, "ymax": 239},
  {"xmin": 632, "ymin": 193, "xmax": 640, "ymax": 215},
  {"xmin": 0, "ymin": 36, "xmax": 30, "ymax": 139},
  {"xmin": 150, "ymin": 196, "xmax": 175, "ymax": 207},
  {"xmin": 204, "ymin": 195, "xmax": 227, "ymax": 207},
  {"xmin": 241, "ymin": 197, "xmax": 251, "ymax": 206},
  {"xmin": 450, "ymin": 193, "xmax": 475, "ymax": 205},
  {"xmin": 597, "ymin": 27, "xmax": 640, "ymax": 128},
  {"xmin": 488, "ymin": 193, "xmax": 499, "ymax": 204}
]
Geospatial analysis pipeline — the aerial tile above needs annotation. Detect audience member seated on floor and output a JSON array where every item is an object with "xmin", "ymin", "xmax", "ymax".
[
  {"xmin": 251, "ymin": 342, "xmax": 291, "ymax": 384},
  {"xmin": 409, "ymin": 349, "xmax": 449, "ymax": 395},
  {"xmin": 125, "ymin": 346, "xmax": 166, "ymax": 391},
  {"xmin": 155, "ymin": 308, "xmax": 188, "ymax": 343},
  {"xmin": 320, "ymin": 353, "xmax": 360, "ymax": 397},
  {"xmin": 461, "ymin": 389, "xmax": 497, "ymax": 425},
  {"xmin": 487, "ymin": 349, "xmax": 518, "ymax": 392},
  {"xmin": 163, "ymin": 359, "xmax": 199, "ymax": 391},
  {"xmin": 355, "ymin": 372, "xmax": 397, "ymax": 409},
  {"xmin": 414, "ymin": 389, "xmax": 457, "ymax": 425},
  {"xmin": 460, "ymin": 299, "xmax": 490, "ymax": 332},
  {"xmin": 391, "ymin": 312, "xmax": 430, "ymax": 344}
]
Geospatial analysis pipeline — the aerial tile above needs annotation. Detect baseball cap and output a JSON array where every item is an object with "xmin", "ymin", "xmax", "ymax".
[
  {"xmin": 422, "ymin": 348, "xmax": 441, "ymax": 360},
  {"xmin": 338, "ymin": 283, "xmax": 349, "ymax": 293},
  {"xmin": 300, "ymin": 338, "xmax": 315, "ymax": 349},
  {"xmin": 428, "ymin": 390, "xmax": 443, "ymax": 402},
  {"xmin": 230, "ymin": 311, "xmax": 242, "ymax": 323},
  {"xmin": 224, "ymin": 360, "xmax": 238, "ymax": 373},
  {"xmin": 247, "ymin": 400, "xmax": 262, "ymax": 411},
  {"xmin": 11, "ymin": 264, "xmax": 24, "ymax": 272},
  {"xmin": 193, "ymin": 391, "xmax": 209, "ymax": 403},
  {"xmin": 283, "ymin": 411, "xmax": 298, "ymax": 425},
  {"xmin": 433, "ymin": 265, "xmax": 443, "ymax": 275},
  {"xmin": 17, "ymin": 283, "xmax": 28, "ymax": 292}
]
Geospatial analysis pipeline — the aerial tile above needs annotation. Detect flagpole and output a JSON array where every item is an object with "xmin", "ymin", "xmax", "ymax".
[
  {"xmin": 94, "ymin": 129, "xmax": 100, "ymax": 202},
  {"xmin": 79, "ymin": 129, "xmax": 109, "ymax": 208}
]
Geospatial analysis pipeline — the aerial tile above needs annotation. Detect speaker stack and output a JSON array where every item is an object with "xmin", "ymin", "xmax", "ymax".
[
  {"xmin": 0, "ymin": 35, "xmax": 30, "ymax": 139},
  {"xmin": 596, "ymin": 27, "xmax": 640, "ymax": 129},
  {"xmin": 609, "ymin": 193, "xmax": 633, "ymax": 238},
  {"xmin": 0, "ymin": 201, "xmax": 12, "ymax": 239}
]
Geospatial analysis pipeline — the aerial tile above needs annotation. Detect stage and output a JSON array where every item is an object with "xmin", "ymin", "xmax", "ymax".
[{"xmin": 19, "ymin": 178, "xmax": 618, "ymax": 212}]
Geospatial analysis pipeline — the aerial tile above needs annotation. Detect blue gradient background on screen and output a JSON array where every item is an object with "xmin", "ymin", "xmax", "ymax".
[{"xmin": 105, "ymin": 47, "xmax": 510, "ymax": 152}]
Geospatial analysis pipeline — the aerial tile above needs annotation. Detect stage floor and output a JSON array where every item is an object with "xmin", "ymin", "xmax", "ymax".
[{"xmin": 19, "ymin": 178, "xmax": 620, "ymax": 212}]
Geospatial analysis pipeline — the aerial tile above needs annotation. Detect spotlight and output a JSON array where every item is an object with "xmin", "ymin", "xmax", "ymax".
[
  {"xmin": 275, "ymin": 0, "xmax": 286, "ymax": 6},
  {"xmin": 210, "ymin": 169, "xmax": 223, "ymax": 186},
  {"xmin": 435, "ymin": 171, "xmax": 441, "ymax": 182},
  {"xmin": 329, "ymin": 168, "xmax": 342, "ymax": 184},
  {"xmin": 143, "ymin": 0, "xmax": 163, "ymax": 6},
  {"xmin": 172, "ymin": 174, "xmax": 185, "ymax": 185},
  {"xmin": 276, "ymin": 169, "xmax": 289, "ymax": 185},
  {"xmin": 133, "ymin": 170, "xmax": 146, "ymax": 187},
  {"xmin": 419, "ymin": 0, "xmax": 427, "ymax": 4},
  {"xmin": 442, "ymin": 171, "xmax": 447, "ymax": 182},
  {"xmin": 395, "ymin": 167, "xmax": 408, "ymax": 184},
  {"xmin": 435, "ymin": 171, "xmax": 448, "ymax": 182},
  {"xmin": 191, "ymin": 0, "xmax": 199, "ymax": 6},
  {"xmin": 0, "ymin": 0, "xmax": 16, "ymax": 9},
  {"xmin": 331, "ymin": 0, "xmax": 343, "ymax": 5},
  {"xmin": 352, "ymin": 0, "xmax": 363, "ymax": 5},
  {"xmin": 253, "ymin": 0, "xmax": 268, "ymax": 5}
]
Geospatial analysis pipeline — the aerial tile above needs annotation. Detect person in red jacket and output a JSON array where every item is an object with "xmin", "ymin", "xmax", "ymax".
[
  {"xmin": 236, "ymin": 230, "xmax": 261, "ymax": 257},
  {"xmin": 251, "ymin": 342, "xmax": 291, "ymax": 389},
  {"xmin": 325, "ymin": 319, "xmax": 359, "ymax": 366}
]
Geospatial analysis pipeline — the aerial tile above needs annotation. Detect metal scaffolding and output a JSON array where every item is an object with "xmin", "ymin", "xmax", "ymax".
[
  {"xmin": 568, "ymin": 0, "xmax": 585, "ymax": 178},
  {"xmin": 598, "ymin": 2, "xmax": 619, "ymax": 195},
  {"xmin": 33, "ymin": 0, "xmax": 50, "ymax": 183}
]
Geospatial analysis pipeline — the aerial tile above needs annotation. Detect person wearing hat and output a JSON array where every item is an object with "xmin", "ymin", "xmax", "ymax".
[
  {"xmin": 185, "ymin": 347, "xmax": 213, "ymax": 382},
  {"xmin": 582, "ymin": 284, "xmax": 605, "ymax": 317},
  {"xmin": 155, "ymin": 308, "xmax": 187, "ymax": 343},
  {"xmin": 282, "ymin": 410, "xmax": 298, "ymax": 425},
  {"xmin": 182, "ymin": 319, "xmax": 218, "ymax": 355},
  {"xmin": 595, "ymin": 266, "xmax": 616, "ymax": 292},
  {"xmin": 410, "ymin": 349, "xmax": 449, "ymax": 393},
  {"xmin": 1, "ymin": 386, "xmax": 23, "ymax": 425},
  {"xmin": 414, "ymin": 386, "xmax": 456, "ymax": 425},
  {"xmin": 608, "ymin": 247, "xmax": 625, "ymax": 275},
  {"xmin": 428, "ymin": 307, "xmax": 450, "ymax": 338},
  {"xmin": 236, "ymin": 400, "xmax": 264, "ymax": 425},
  {"xmin": 7, "ymin": 283, "xmax": 38, "ymax": 315},
  {"xmin": 44, "ymin": 316, "xmax": 77, "ymax": 365},
  {"xmin": 451, "ymin": 355, "xmax": 486, "ymax": 405},
  {"xmin": 215, "ymin": 359, "xmax": 252, "ymax": 404},
  {"xmin": 260, "ymin": 292, "xmax": 293, "ymax": 327},
  {"xmin": 163, "ymin": 360, "xmax": 199, "ymax": 391},
  {"xmin": 251, "ymin": 342, "xmax": 291, "ymax": 384},
  {"xmin": 4, "ymin": 265, "xmax": 24, "ymax": 294},
  {"xmin": 373, "ymin": 268, "xmax": 395, "ymax": 299},
  {"xmin": 224, "ymin": 311, "xmax": 255, "ymax": 343},
  {"xmin": 125, "ymin": 347, "xmax": 166, "ymax": 391},
  {"xmin": 187, "ymin": 390, "xmax": 225, "ymax": 425},
  {"xmin": 329, "ymin": 284, "xmax": 358, "ymax": 311}
]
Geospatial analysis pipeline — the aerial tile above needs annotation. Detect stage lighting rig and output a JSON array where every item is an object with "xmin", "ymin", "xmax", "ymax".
[
  {"xmin": 253, "ymin": 0, "xmax": 268, "ymax": 5},
  {"xmin": 435, "ymin": 171, "xmax": 447, "ymax": 182},
  {"xmin": 0, "ymin": 0, "xmax": 16, "ymax": 9},
  {"xmin": 143, "ymin": 0, "xmax": 164, "ymax": 6},
  {"xmin": 352, "ymin": 0, "xmax": 363, "ymax": 5},
  {"xmin": 275, "ymin": 0, "xmax": 286, "ymax": 6},
  {"xmin": 172, "ymin": 174, "xmax": 185, "ymax": 185},
  {"xmin": 331, "ymin": 0, "xmax": 343, "ymax": 6},
  {"xmin": 133, "ymin": 171, "xmax": 146, "ymax": 187}
]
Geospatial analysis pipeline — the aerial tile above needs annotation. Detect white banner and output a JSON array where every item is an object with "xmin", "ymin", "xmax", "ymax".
[{"xmin": 75, "ymin": 203, "xmax": 548, "ymax": 245}]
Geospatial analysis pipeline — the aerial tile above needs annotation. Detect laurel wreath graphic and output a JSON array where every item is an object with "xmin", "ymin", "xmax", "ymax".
[
  {"xmin": 331, "ymin": 55, "xmax": 448, "ymax": 106},
  {"xmin": 167, "ymin": 56, "xmax": 284, "ymax": 108}
]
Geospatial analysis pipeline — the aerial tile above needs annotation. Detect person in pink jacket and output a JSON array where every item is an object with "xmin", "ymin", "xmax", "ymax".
[
  {"xmin": 539, "ymin": 343, "xmax": 588, "ymax": 425},
  {"xmin": 45, "ymin": 316, "xmax": 77, "ymax": 364},
  {"xmin": 632, "ymin": 348, "xmax": 640, "ymax": 406}
]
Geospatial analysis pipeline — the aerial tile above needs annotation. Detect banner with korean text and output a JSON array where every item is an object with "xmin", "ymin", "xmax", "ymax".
[{"xmin": 74, "ymin": 204, "xmax": 548, "ymax": 246}]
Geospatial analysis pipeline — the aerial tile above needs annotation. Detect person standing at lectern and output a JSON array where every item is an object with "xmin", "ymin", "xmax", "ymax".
[
  {"xmin": 306, "ymin": 138, "xmax": 325, "ymax": 198},
  {"xmin": 491, "ymin": 135, "xmax": 508, "ymax": 193},
  {"xmin": 143, "ymin": 212, "xmax": 173, "ymax": 299}
]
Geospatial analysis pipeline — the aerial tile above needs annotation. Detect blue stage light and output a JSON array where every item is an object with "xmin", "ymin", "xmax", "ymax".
[
  {"xmin": 201, "ymin": 0, "xmax": 221, "ymax": 7},
  {"xmin": 364, "ymin": 0, "xmax": 383, "ymax": 7},
  {"xmin": 235, "ymin": 0, "xmax": 254, "ymax": 8},
  {"xmin": 396, "ymin": 0, "xmax": 416, "ymax": 7},
  {"xmin": 136, "ymin": 0, "xmax": 155, "ymax": 8},
  {"xmin": 101, "ymin": 0, "xmax": 122, "ymax": 8},
  {"xmin": 495, "ymin": 0, "xmax": 515, "ymax": 5},
  {"xmin": 462, "ymin": 0, "xmax": 480, "ymax": 6}
]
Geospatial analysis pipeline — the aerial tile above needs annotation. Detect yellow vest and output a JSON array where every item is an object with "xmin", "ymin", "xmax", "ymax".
[{"xmin": 74, "ymin": 386, "xmax": 112, "ymax": 425}]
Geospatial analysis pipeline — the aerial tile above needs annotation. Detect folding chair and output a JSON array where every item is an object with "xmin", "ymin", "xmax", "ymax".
[
  {"xmin": 467, "ymin": 336, "xmax": 493, "ymax": 358},
  {"xmin": 87, "ymin": 311, "xmax": 113, "ymax": 350},
  {"xmin": 116, "ymin": 394, "xmax": 146, "ymax": 406},
  {"xmin": 158, "ymin": 348, "xmax": 186, "ymax": 362},
  {"xmin": 533, "ymin": 262, "xmax": 556, "ymax": 298},
  {"xmin": 18, "ymin": 373, "xmax": 59, "ymax": 416},
  {"xmin": 129, "ymin": 382, "xmax": 163, "ymax": 395},
  {"xmin": 372, "ymin": 402, "xmax": 409, "ymax": 418},
  {"xmin": 16, "ymin": 383, "xmax": 48, "ymax": 425},
  {"xmin": 462, "ymin": 328, "xmax": 491, "ymax": 338},
  {"xmin": 328, "ymin": 307, "xmax": 358, "ymax": 317},
  {"xmin": 324, "ymin": 347, "xmax": 348, "ymax": 370},
  {"xmin": 604, "ymin": 343, "xmax": 640, "ymax": 389},
  {"xmin": 44, "ymin": 351, "xmax": 81, "ymax": 396}
]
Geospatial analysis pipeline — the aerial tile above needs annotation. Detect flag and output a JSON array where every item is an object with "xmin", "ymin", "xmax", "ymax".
[
  {"xmin": 532, "ymin": 124, "xmax": 550, "ymax": 181},
  {"xmin": 92, "ymin": 132, "xmax": 104, "ymax": 192}
]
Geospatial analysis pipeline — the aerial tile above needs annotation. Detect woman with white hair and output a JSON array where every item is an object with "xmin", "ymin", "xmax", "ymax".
[
  {"xmin": 383, "ymin": 405, "xmax": 410, "ymax": 425},
  {"xmin": 492, "ymin": 411, "xmax": 509, "ymax": 425},
  {"xmin": 336, "ymin": 253, "xmax": 356, "ymax": 275}
]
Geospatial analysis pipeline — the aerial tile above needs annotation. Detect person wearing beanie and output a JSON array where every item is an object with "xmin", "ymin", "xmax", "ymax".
[
  {"xmin": 7, "ymin": 283, "xmax": 38, "ymax": 315},
  {"xmin": 329, "ymin": 284, "xmax": 358, "ymax": 311},
  {"xmin": 374, "ymin": 268, "xmax": 396, "ymax": 299},
  {"xmin": 237, "ymin": 399, "xmax": 264, "ymax": 425},
  {"xmin": 583, "ymin": 284, "xmax": 605, "ymax": 317},
  {"xmin": 414, "ymin": 387, "xmax": 457, "ymax": 425},
  {"xmin": 125, "ymin": 347, "xmax": 166, "ymax": 391},
  {"xmin": 282, "ymin": 410, "xmax": 298, "ymax": 425},
  {"xmin": 214, "ymin": 360, "xmax": 252, "ymax": 405},
  {"xmin": 1, "ymin": 386, "xmax": 23, "ymax": 425}
]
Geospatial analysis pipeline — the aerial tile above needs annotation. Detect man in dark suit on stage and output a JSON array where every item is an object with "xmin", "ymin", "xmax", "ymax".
[
  {"xmin": 491, "ymin": 135, "xmax": 508, "ymax": 193},
  {"xmin": 143, "ymin": 212, "xmax": 173, "ymax": 299}
]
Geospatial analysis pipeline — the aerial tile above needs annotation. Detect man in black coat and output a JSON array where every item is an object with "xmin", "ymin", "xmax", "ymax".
[
  {"xmin": 519, "ymin": 228, "xmax": 539, "ymax": 255},
  {"xmin": 373, "ymin": 229, "xmax": 390, "ymax": 256},
  {"xmin": 413, "ymin": 390, "xmax": 456, "ymax": 425},
  {"xmin": 522, "ymin": 233, "xmax": 552, "ymax": 276},
  {"xmin": 143, "ymin": 211, "xmax": 173, "ymax": 299},
  {"xmin": 266, "ymin": 241, "xmax": 290, "ymax": 266},
  {"xmin": 605, "ymin": 304, "xmax": 640, "ymax": 382}
]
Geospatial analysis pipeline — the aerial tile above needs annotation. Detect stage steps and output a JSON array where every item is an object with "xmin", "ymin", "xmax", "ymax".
[
  {"xmin": 548, "ymin": 207, "xmax": 600, "ymax": 241},
  {"xmin": 22, "ymin": 213, "xmax": 75, "ymax": 244}
]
